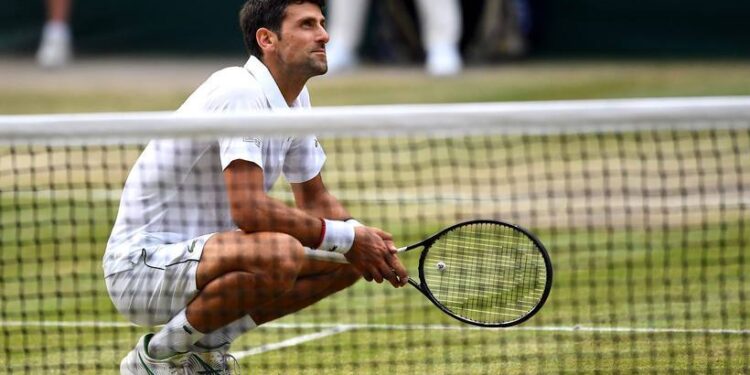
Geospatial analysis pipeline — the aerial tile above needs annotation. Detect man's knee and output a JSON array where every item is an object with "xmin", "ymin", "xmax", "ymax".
[
  {"xmin": 232, "ymin": 232, "xmax": 304, "ymax": 272},
  {"xmin": 258, "ymin": 232, "xmax": 305, "ymax": 279},
  {"xmin": 238, "ymin": 233, "xmax": 304, "ymax": 292}
]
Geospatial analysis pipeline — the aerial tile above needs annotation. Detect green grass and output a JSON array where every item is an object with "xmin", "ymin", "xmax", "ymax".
[
  {"xmin": 2, "ymin": 213, "xmax": 748, "ymax": 373},
  {"xmin": 1, "ymin": 59, "xmax": 750, "ymax": 373},
  {"xmin": 1, "ymin": 59, "xmax": 750, "ymax": 113},
  {"xmin": 311, "ymin": 60, "xmax": 750, "ymax": 106},
  {"xmin": 0, "ymin": 90, "xmax": 188, "ymax": 114}
]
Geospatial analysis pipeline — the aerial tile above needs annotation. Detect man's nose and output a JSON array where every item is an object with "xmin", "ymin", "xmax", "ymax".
[{"xmin": 317, "ymin": 24, "xmax": 330, "ymax": 44}]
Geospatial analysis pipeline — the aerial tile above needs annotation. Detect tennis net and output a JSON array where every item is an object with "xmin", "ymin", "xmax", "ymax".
[{"xmin": 1, "ymin": 97, "xmax": 749, "ymax": 374}]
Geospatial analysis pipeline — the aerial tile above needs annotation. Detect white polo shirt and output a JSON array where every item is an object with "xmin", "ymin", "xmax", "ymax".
[{"xmin": 103, "ymin": 56, "xmax": 326, "ymax": 277}]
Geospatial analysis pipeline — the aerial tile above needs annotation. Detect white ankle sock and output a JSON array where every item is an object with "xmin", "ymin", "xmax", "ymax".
[
  {"xmin": 148, "ymin": 309, "xmax": 204, "ymax": 359},
  {"xmin": 193, "ymin": 315, "xmax": 257, "ymax": 351},
  {"xmin": 43, "ymin": 21, "xmax": 70, "ymax": 40}
]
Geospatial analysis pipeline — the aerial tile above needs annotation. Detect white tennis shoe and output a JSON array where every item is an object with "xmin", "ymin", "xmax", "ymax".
[
  {"xmin": 36, "ymin": 23, "xmax": 72, "ymax": 69},
  {"xmin": 120, "ymin": 334, "xmax": 192, "ymax": 375},
  {"xmin": 426, "ymin": 44, "xmax": 462, "ymax": 77},
  {"xmin": 189, "ymin": 348, "xmax": 239, "ymax": 374}
]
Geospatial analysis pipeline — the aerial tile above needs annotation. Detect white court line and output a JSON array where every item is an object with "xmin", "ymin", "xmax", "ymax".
[
  {"xmin": 231, "ymin": 325, "xmax": 353, "ymax": 359},
  {"xmin": 0, "ymin": 320, "xmax": 136, "ymax": 328},
  {"xmin": 1, "ymin": 320, "xmax": 748, "ymax": 335}
]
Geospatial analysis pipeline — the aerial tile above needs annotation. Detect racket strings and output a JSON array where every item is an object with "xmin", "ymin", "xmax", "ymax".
[{"xmin": 423, "ymin": 223, "xmax": 548, "ymax": 324}]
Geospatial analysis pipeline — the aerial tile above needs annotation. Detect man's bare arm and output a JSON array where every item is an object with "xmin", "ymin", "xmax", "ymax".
[
  {"xmin": 224, "ymin": 160, "xmax": 323, "ymax": 247},
  {"xmin": 225, "ymin": 160, "xmax": 407, "ymax": 287},
  {"xmin": 291, "ymin": 173, "xmax": 408, "ymax": 287},
  {"xmin": 290, "ymin": 174, "xmax": 350, "ymax": 220}
]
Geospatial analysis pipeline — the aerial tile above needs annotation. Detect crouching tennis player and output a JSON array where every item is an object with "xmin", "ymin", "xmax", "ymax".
[{"xmin": 104, "ymin": 1, "xmax": 407, "ymax": 373}]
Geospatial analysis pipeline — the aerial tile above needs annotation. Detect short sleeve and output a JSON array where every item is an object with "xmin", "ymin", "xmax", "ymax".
[
  {"xmin": 283, "ymin": 136, "xmax": 326, "ymax": 183},
  {"xmin": 219, "ymin": 137, "xmax": 263, "ymax": 170},
  {"xmin": 210, "ymin": 87, "xmax": 267, "ymax": 170}
]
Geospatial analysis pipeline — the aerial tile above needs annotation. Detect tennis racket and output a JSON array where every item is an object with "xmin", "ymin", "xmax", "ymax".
[{"xmin": 304, "ymin": 219, "xmax": 553, "ymax": 327}]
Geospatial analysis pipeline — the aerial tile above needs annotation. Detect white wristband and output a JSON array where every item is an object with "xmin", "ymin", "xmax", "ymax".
[{"xmin": 319, "ymin": 219, "xmax": 355, "ymax": 254}]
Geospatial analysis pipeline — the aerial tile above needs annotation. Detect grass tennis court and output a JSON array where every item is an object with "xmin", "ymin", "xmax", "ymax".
[
  {"xmin": 2, "ymin": 204, "xmax": 748, "ymax": 373},
  {"xmin": 1, "ymin": 59, "xmax": 749, "ymax": 373}
]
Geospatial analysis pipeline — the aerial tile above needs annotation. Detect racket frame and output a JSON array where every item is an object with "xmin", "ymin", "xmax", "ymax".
[{"xmin": 413, "ymin": 219, "xmax": 553, "ymax": 327}]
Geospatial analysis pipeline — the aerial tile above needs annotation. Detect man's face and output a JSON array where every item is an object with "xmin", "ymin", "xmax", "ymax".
[{"xmin": 274, "ymin": 2, "xmax": 329, "ymax": 77}]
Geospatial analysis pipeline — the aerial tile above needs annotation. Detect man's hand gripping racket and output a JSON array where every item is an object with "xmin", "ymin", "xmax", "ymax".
[
  {"xmin": 344, "ymin": 226, "xmax": 409, "ymax": 288},
  {"xmin": 306, "ymin": 219, "xmax": 553, "ymax": 327}
]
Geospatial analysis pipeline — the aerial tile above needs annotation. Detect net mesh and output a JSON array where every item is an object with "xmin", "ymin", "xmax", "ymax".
[{"xmin": 1, "ymin": 98, "xmax": 749, "ymax": 374}]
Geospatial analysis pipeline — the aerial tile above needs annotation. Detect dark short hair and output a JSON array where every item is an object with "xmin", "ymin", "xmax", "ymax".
[{"xmin": 239, "ymin": 0, "xmax": 326, "ymax": 59}]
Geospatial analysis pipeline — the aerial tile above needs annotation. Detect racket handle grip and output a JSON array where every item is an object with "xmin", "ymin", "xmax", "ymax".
[
  {"xmin": 304, "ymin": 247, "xmax": 349, "ymax": 263},
  {"xmin": 304, "ymin": 246, "xmax": 408, "ymax": 263}
]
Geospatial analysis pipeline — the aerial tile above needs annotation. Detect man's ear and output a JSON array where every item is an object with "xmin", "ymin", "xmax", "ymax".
[{"xmin": 256, "ymin": 28, "xmax": 277, "ymax": 53}]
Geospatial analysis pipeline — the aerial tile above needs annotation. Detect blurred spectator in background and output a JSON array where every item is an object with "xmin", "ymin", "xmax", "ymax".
[
  {"xmin": 326, "ymin": 0, "xmax": 463, "ymax": 76},
  {"xmin": 466, "ymin": 0, "xmax": 532, "ymax": 62},
  {"xmin": 36, "ymin": 0, "xmax": 73, "ymax": 68}
]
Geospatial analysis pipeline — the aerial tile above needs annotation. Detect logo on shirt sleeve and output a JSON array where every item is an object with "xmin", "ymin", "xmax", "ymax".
[{"xmin": 243, "ymin": 137, "xmax": 262, "ymax": 148}]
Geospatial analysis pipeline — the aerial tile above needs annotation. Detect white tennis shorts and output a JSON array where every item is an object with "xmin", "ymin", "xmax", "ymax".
[{"xmin": 105, "ymin": 233, "xmax": 215, "ymax": 326}]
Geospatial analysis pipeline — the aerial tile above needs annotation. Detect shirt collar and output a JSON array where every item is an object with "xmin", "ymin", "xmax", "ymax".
[{"xmin": 244, "ymin": 55, "xmax": 303, "ymax": 110}]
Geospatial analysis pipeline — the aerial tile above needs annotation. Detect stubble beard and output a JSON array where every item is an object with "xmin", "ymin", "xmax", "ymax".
[
  {"xmin": 278, "ymin": 52, "xmax": 328, "ymax": 80},
  {"xmin": 304, "ymin": 54, "xmax": 328, "ymax": 77}
]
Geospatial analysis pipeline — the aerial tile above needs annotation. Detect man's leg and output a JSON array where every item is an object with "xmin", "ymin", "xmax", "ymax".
[
  {"xmin": 325, "ymin": 0, "xmax": 370, "ymax": 72},
  {"xmin": 148, "ymin": 230, "xmax": 359, "ymax": 358},
  {"xmin": 146, "ymin": 231, "xmax": 302, "ymax": 358},
  {"xmin": 47, "ymin": 0, "xmax": 72, "ymax": 22},
  {"xmin": 38, "ymin": 0, "xmax": 73, "ymax": 68},
  {"xmin": 188, "ymin": 231, "xmax": 306, "ymax": 332},
  {"xmin": 192, "ymin": 261, "xmax": 359, "ymax": 350},
  {"xmin": 248, "ymin": 259, "xmax": 360, "ymax": 325},
  {"xmin": 415, "ymin": 0, "xmax": 463, "ymax": 75}
]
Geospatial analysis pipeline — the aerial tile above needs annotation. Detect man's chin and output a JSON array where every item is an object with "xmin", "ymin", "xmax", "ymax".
[{"xmin": 310, "ymin": 62, "xmax": 328, "ymax": 76}]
